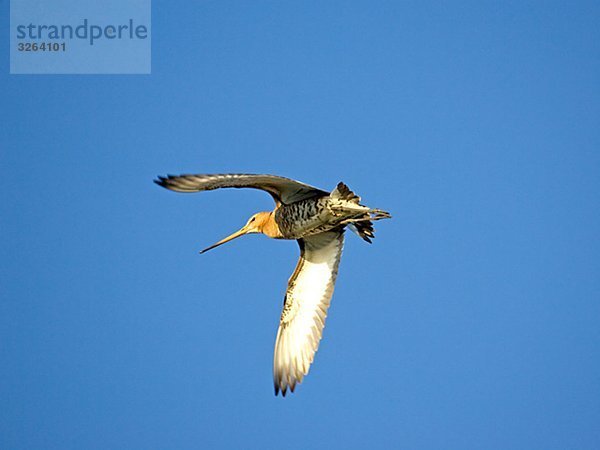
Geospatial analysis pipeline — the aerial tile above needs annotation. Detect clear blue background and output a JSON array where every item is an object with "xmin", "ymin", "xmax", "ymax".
[{"xmin": 1, "ymin": 1, "xmax": 599, "ymax": 449}]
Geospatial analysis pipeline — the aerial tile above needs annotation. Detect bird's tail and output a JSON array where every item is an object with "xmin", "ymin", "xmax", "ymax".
[
  {"xmin": 348, "ymin": 221, "xmax": 375, "ymax": 243},
  {"xmin": 331, "ymin": 182, "xmax": 391, "ymax": 243},
  {"xmin": 330, "ymin": 182, "xmax": 361, "ymax": 204}
]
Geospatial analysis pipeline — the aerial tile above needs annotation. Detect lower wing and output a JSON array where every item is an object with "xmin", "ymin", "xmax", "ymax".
[{"xmin": 273, "ymin": 230, "xmax": 344, "ymax": 396}]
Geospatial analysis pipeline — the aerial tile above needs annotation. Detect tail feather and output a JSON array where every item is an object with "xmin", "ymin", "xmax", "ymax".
[
  {"xmin": 331, "ymin": 182, "xmax": 361, "ymax": 204},
  {"xmin": 349, "ymin": 221, "xmax": 375, "ymax": 243}
]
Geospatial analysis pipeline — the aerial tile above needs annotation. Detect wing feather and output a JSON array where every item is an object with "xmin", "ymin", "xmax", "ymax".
[
  {"xmin": 154, "ymin": 173, "xmax": 327, "ymax": 205},
  {"xmin": 273, "ymin": 230, "xmax": 344, "ymax": 396}
]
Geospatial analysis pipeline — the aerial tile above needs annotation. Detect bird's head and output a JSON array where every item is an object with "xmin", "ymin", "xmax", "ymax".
[{"xmin": 200, "ymin": 211, "xmax": 273, "ymax": 254}]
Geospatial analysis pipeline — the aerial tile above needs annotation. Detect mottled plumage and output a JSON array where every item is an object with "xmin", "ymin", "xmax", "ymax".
[{"xmin": 155, "ymin": 173, "xmax": 391, "ymax": 396}]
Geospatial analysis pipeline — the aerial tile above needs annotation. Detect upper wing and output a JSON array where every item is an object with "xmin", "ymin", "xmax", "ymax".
[
  {"xmin": 154, "ymin": 173, "xmax": 328, "ymax": 205},
  {"xmin": 273, "ymin": 230, "xmax": 344, "ymax": 396}
]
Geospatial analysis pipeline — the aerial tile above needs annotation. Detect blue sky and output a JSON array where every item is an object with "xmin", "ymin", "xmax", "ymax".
[{"xmin": 1, "ymin": 1, "xmax": 599, "ymax": 449}]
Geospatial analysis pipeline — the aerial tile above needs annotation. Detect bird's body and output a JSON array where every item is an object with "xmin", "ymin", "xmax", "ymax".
[
  {"xmin": 155, "ymin": 173, "xmax": 390, "ymax": 396},
  {"xmin": 276, "ymin": 193, "xmax": 375, "ymax": 239}
]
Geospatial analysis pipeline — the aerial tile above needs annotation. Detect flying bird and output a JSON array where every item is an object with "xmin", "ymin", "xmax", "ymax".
[{"xmin": 154, "ymin": 173, "xmax": 391, "ymax": 396}]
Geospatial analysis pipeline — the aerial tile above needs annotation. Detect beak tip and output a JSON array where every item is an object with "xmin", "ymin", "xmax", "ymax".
[{"xmin": 198, "ymin": 226, "xmax": 248, "ymax": 255}]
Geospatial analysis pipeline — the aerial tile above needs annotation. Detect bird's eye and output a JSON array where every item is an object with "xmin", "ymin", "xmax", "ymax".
[{"xmin": 251, "ymin": 217, "xmax": 256, "ymax": 222}]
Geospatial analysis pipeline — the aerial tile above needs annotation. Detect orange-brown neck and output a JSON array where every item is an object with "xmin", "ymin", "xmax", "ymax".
[{"xmin": 255, "ymin": 211, "xmax": 283, "ymax": 238}]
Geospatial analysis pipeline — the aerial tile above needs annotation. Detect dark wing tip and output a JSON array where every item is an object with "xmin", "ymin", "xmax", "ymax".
[
  {"xmin": 154, "ymin": 174, "xmax": 186, "ymax": 191},
  {"xmin": 275, "ymin": 383, "xmax": 291, "ymax": 397},
  {"xmin": 154, "ymin": 176, "xmax": 167, "ymax": 187}
]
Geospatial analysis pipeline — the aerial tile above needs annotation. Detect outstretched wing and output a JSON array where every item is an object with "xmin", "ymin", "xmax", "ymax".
[
  {"xmin": 273, "ymin": 230, "xmax": 344, "ymax": 396},
  {"xmin": 154, "ymin": 173, "xmax": 327, "ymax": 205}
]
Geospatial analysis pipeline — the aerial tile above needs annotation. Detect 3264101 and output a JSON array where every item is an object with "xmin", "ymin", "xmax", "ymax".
[{"xmin": 18, "ymin": 42, "xmax": 66, "ymax": 52}]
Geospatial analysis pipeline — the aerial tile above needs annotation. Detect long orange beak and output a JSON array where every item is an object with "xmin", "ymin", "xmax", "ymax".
[{"xmin": 200, "ymin": 225, "xmax": 251, "ymax": 254}]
